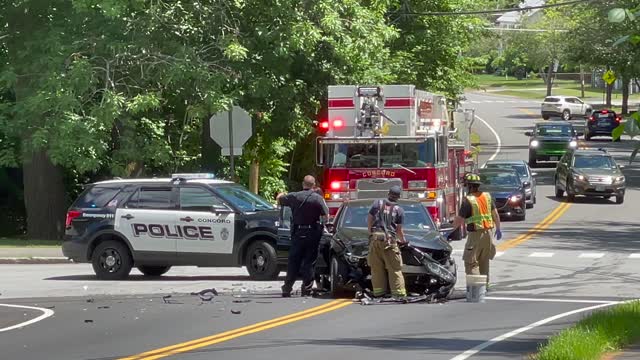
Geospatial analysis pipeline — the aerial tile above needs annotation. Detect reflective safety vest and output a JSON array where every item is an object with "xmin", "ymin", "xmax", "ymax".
[{"xmin": 464, "ymin": 192, "xmax": 494, "ymax": 229}]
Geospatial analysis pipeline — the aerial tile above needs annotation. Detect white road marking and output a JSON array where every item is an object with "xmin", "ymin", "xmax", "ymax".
[
  {"xmin": 0, "ymin": 304, "xmax": 55, "ymax": 333},
  {"xmin": 578, "ymin": 253, "xmax": 605, "ymax": 259},
  {"xmin": 449, "ymin": 301, "xmax": 622, "ymax": 360},
  {"xmin": 495, "ymin": 251, "xmax": 505, "ymax": 257},
  {"xmin": 485, "ymin": 296, "xmax": 614, "ymax": 304},
  {"xmin": 474, "ymin": 114, "xmax": 502, "ymax": 164},
  {"xmin": 453, "ymin": 249, "xmax": 463, "ymax": 254},
  {"xmin": 529, "ymin": 252, "xmax": 554, "ymax": 257},
  {"xmin": 629, "ymin": 253, "xmax": 640, "ymax": 258}
]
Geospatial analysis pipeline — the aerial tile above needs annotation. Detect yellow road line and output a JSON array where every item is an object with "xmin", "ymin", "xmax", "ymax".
[
  {"xmin": 119, "ymin": 299, "xmax": 352, "ymax": 360},
  {"xmin": 497, "ymin": 202, "xmax": 572, "ymax": 251}
]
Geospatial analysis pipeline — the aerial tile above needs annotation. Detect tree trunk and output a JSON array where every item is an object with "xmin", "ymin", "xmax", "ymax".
[
  {"xmin": 580, "ymin": 64, "xmax": 585, "ymax": 99},
  {"xmin": 201, "ymin": 115, "xmax": 222, "ymax": 174},
  {"xmin": 622, "ymin": 76, "xmax": 630, "ymax": 114},
  {"xmin": 249, "ymin": 159, "xmax": 260, "ymax": 194},
  {"xmin": 546, "ymin": 62, "xmax": 554, "ymax": 96},
  {"xmin": 22, "ymin": 150, "xmax": 68, "ymax": 240},
  {"xmin": 606, "ymin": 82, "xmax": 613, "ymax": 108}
]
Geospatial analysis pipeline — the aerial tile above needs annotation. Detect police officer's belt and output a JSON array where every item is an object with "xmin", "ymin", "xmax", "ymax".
[{"xmin": 294, "ymin": 224, "xmax": 317, "ymax": 229}]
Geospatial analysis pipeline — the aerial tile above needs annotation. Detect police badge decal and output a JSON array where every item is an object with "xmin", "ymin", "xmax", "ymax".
[{"xmin": 220, "ymin": 228, "xmax": 229, "ymax": 241}]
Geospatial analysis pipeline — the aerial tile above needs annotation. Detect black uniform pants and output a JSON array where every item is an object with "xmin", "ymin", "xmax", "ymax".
[{"xmin": 284, "ymin": 226, "xmax": 323, "ymax": 291}]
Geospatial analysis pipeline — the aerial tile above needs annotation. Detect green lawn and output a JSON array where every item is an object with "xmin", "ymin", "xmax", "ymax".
[
  {"xmin": 0, "ymin": 238, "xmax": 62, "ymax": 247},
  {"xmin": 473, "ymin": 74, "xmax": 576, "ymax": 89},
  {"xmin": 535, "ymin": 301, "xmax": 640, "ymax": 360}
]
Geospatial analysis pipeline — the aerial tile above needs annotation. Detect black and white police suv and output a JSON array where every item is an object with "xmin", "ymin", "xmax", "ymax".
[{"xmin": 62, "ymin": 173, "xmax": 283, "ymax": 280}]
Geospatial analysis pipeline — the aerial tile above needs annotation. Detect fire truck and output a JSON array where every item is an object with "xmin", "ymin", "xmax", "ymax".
[{"xmin": 314, "ymin": 84, "xmax": 475, "ymax": 232}]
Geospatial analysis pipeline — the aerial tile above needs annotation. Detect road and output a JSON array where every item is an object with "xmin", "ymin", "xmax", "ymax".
[{"xmin": 1, "ymin": 92, "xmax": 638, "ymax": 360}]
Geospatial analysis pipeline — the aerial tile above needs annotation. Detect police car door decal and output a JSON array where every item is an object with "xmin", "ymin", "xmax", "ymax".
[
  {"xmin": 175, "ymin": 210, "xmax": 235, "ymax": 254},
  {"xmin": 115, "ymin": 208, "xmax": 178, "ymax": 253}
]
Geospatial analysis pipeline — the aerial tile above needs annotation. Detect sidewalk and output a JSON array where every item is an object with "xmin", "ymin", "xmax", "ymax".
[
  {"xmin": 603, "ymin": 344, "xmax": 640, "ymax": 360},
  {"xmin": 0, "ymin": 247, "xmax": 70, "ymax": 264}
]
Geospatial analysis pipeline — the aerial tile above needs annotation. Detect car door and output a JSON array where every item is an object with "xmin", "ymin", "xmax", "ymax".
[
  {"xmin": 574, "ymin": 98, "xmax": 587, "ymax": 114},
  {"xmin": 116, "ymin": 185, "xmax": 178, "ymax": 256},
  {"xmin": 564, "ymin": 98, "xmax": 577, "ymax": 114},
  {"xmin": 557, "ymin": 152, "xmax": 571, "ymax": 189},
  {"xmin": 176, "ymin": 185, "xmax": 236, "ymax": 255},
  {"xmin": 276, "ymin": 205, "xmax": 292, "ymax": 263}
]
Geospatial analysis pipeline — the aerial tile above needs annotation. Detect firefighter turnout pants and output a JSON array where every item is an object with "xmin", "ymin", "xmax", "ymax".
[
  {"xmin": 462, "ymin": 228, "xmax": 496, "ymax": 286},
  {"xmin": 368, "ymin": 233, "xmax": 406, "ymax": 297}
]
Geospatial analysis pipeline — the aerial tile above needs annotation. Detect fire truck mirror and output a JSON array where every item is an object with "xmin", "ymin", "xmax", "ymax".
[{"xmin": 315, "ymin": 138, "xmax": 324, "ymax": 166}]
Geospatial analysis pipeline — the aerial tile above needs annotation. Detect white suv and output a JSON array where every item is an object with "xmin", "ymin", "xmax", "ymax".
[{"xmin": 541, "ymin": 96, "xmax": 593, "ymax": 121}]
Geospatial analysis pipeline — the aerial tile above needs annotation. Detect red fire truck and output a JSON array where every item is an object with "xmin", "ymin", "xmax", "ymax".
[{"xmin": 315, "ymin": 84, "xmax": 475, "ymax": 230}]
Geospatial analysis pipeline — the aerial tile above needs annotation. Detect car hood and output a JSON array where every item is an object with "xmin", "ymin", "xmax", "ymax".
[
  {"xmin": 535, "ymin": 136, "xmax": 573, "ymax": 142},
  {"xmin": 334, "ymin": 227, "xmax": 451, "ymax": 256},
  {"xmin": 480, "ymin": 185, "xmax": 522, "ymax": 197}
]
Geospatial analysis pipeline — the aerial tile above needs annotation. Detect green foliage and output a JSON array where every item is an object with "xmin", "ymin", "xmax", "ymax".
[
  {"xmin": 613, "ymin": 114, "xmax": 640, "ymax": 163},
  {"xmin": 536, "ymin": 301, "xmax": 640, "ymax": 360}
]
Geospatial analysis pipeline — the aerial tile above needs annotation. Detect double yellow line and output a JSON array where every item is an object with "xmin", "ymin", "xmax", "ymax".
[
  {"xmin": 497, "ymin": 202, "xmax": 572, "ymax": 251},
  {"xmin": 120, "ymin": 299, "xmax": 352, "ymax": 360}
]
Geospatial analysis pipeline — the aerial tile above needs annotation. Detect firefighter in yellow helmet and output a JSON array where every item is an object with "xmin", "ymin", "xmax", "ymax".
[{"xmin": 452, "ymin": 173, "xmax": 502, "ymax": 288}]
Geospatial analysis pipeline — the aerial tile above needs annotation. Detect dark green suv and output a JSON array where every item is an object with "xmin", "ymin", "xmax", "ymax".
[{"xmin": 525, "ymin": 121, "xmax": 582, "ymax": 168}]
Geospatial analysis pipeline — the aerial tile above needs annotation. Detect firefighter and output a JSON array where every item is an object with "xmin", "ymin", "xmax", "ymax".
[
  {"xmin": 277, "ymin": 175, "xmax": 328, "ymax": 297},
  {"xmin": 451, "ymin": 173, "xmax": 502, "ymax": 289},
  {"xmin": 367, "ymin": 185, "xmax": 407, "ymax": 298}
]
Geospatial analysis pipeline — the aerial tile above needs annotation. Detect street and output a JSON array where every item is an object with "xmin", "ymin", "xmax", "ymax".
[{"xmin": 1, "ymin": 92, "xmax": 639, "ymax": 360}]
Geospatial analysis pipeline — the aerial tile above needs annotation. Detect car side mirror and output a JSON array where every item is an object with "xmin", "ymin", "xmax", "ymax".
[
  {"xmin": 524, "ymin": 131, "xmax": 533, "ymax": 136},
  {"xmin": 619, "ymin": 165, "xmax": 625, "ymax": 169},
  {"xmin": 531, "ymin": 172, "xmax": 538, "ymax": 176},
  {"xmin": 523, "ymin": 181, "xmax": 531, "ymax": 188},
  {"xmin": 211, "ymin": 206, "xmax": 233, "ymax": 214}
]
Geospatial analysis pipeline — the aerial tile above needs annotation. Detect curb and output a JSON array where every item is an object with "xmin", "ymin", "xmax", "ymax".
[{"xmin": 0, "ymin": 257, "xmax": 72, "ymax": 264}]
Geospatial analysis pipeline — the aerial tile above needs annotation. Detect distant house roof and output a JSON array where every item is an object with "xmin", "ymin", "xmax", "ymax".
[{"xmin": 496, "ymin": 0, "xmax": 545, "ymax": 25}]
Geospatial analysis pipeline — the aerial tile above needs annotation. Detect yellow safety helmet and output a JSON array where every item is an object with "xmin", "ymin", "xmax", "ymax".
[{"xmin": 465, "ymin": 173, "xmax": 482, "ymax": 185}]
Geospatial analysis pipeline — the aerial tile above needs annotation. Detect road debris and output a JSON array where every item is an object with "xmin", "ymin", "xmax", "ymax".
[
  {"xmin": 46, "ymin": 306, "xmax": 55, "ymax": 309},
  {"xmin": 232, "ymin": 299, "xmax": 251, "ymax": 303},
  {"xmin": 230, "ymin": 309, "xmax": 242, "ymax": 315},
  {"xmin": 84, "ymin": 319, "xmax": 93, "ymax": 323},
  {"xmin": 256, "ymin": 301, "xmax": 273, "ymax": 304},
  {"xmin": 162, "ymin": 295, "xmax": 182, "ymax": 304},
  {"xmin": 86, "ymin": 298, "xmax": 94, "ymax": 303},
  {"xmin": 191, "ymin": 288, "xmax": 218, "ymax": 302},
  {"xmin": 98, "ymin": 306, "xmax": 110, "ymax": 309}
]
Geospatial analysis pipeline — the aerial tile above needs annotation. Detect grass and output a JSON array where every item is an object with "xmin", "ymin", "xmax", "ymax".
[
  {"xmin": 474, "ymin": 74, "xmax": 576, "ymax": 89},
  {"xmin": 534, "ymin": 301, "xmax": 640, "ymax": 360},
  {"xmin": 0, "ymin": 237, "xmax": 62, "ymax": 247}
]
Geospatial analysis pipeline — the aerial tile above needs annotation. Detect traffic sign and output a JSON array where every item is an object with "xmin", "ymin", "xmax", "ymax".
[
  {"xmin": 209, "ymin": 106, "xmax": 253, "ymax": 156},
  {"xmin": 602, "ymin": 70, "xmax": 616, "ymax": 85}
]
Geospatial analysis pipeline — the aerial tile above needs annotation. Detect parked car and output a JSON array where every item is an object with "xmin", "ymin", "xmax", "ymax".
[
  {"xmin": 526, "ymin": 121, "xmax": 582, "ymax": 167},
  {"xmin": 541, "ymin": 96, "xmax": 593, "ymax": 120},
  {"xmin": 483, "ymin": 159, "xmax": 537, "ymax": 208},
  {"xmin": 584, "ymin": 109, "xmax": 622, "ymax": 141},
  {"xmin": 478, "ymin": 168, "xmax": 527, "ymax": 221},
  {"xmin": 554, "ymin": 148, "xmax": 626, "ymax": 204}
]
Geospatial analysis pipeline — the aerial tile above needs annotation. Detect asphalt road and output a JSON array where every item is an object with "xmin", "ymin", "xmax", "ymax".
[{"xmin": 1, "ymin": 91, "xmax": 638, "ymax": 360}]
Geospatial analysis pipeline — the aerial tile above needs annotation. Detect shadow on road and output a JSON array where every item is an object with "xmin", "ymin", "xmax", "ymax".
[{"xmin": 44, "ymin": 274, "xmax": 287, "ymax": 282}]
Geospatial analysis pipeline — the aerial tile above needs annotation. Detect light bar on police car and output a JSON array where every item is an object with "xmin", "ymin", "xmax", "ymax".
[{"xmin": 171, "ymin": 173, "xmax": 216, "ymax": 180}]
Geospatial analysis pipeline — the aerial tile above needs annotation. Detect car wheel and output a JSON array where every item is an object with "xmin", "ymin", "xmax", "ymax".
[
  {"xmin": 542, "ymin": 115, "xmax": 550, "ymax": 120},
  {"xmin": 616, "ymin": 195, "xmax": 624, "ymax": 204},
  {"xmin": 566, "ymin": 179, "xmax": 575, "ymax": 202},
  {"xmin": 329, "ymin": 256, "xmax": 349, "ymax": 298},
  {"xmin": 92, "ymin": 240, "xmax": 133, "ymax": 280},
  {"xmin": 245, "ymin": 240, "xmax": 279, "ymax": 281},
  {"xmin": 529, "ymin": 153, "xmax": 537, "ymax": 168},
  {"xmin": 137, "ymin": 265, "xmax": 172, "ymax": 276},
  {"xmin": 562, "ymin": 110, "xmax": 571, "ymax": 121}
]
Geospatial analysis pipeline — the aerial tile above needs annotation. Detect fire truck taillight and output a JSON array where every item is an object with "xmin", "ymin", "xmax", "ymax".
[
  {"xmin": 319, "ymin": 121, "xmax": 329, "ymax": 130},
  {"xmin": 332, "ymin": 119, "xmax": 345, "ymax": 129},
  {"xmin": 330, "ymin": 181, "xmax": 349, "ymax": 190}
]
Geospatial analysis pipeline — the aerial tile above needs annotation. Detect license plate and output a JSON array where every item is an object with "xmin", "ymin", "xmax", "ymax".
[
  {"xmin": 550, "ymin": 156, "xmax": 558, "ymax": 161},
  {"xmin": 596, "ymin": 185, "xmax": 605, "ymax": 191}
]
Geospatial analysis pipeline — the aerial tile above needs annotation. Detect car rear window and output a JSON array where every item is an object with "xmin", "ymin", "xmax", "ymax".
[
  {"xmin": 72, "ymin": 185, "xmax": 122, "ymax": 209},
  {"xmin": 594, "ymin": 112, "xmax": 615, "ymax": 119},
  {"xmin": 544, "ymin": 97, "xmax": 561, "ymax": 102}
]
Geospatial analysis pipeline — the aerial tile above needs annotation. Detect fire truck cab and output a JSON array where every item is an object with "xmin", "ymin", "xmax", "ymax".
[{"xmin": 315, "ymin": 85, "xmax": 474, "ymax": 235}]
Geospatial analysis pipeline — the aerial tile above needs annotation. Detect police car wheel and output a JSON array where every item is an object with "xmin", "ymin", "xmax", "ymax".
[
  {"xmin": 137, "ymin": 265, "xmax": 172, "ymax": 277},
  {"xmin": 329, "ymin": 256, "xmax": 349, "ymax": 298},
  {"xmin": 91, "ymin": 240, "xmax": 133, "ymax": 280},
  {"xmin": 245, "ymin": 240, "xmax": 279, "ymax": 280}
]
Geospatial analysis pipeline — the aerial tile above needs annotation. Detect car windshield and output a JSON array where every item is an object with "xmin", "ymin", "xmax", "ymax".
[
  {"xmin": 338, "ymin": 202, "xmax": 436, "ymax": 231},
  {"xmin": 324, "ymin": 140, "xmax": 436, "ymax": 168},
  {"xmin": 573, "ymin": 155, "xmax": 615, "ymax": 169},
  {"xmin": 536, "ymin": 124, "xmax": 573, "ymax": 137},
  {"xmin": 485, "ymin": 164, "xmax": 528, "ymax": 178},
  {"xmin": 214, "ymin": 185, "xmax": 275, "ymax": 212},
  {"xmin": 479, "ymin": 171, "xmax": 521, "ymax": 187}
]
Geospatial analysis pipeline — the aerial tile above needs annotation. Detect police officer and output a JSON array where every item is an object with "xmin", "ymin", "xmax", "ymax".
[
  {"xmin": 451, "ymin": 173, "xmax": 502, "ymax": 288},
  {"xmin": 276, "ymin": 175, "xmax": 328, "ymax": 297},
  {"xmin": 366, "ymin": 185, "xmax": 407, "ymax": 298}
]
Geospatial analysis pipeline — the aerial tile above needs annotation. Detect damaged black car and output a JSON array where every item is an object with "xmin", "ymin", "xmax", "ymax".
[{"xmin": 279, "ymin": 199, "xmax": 458, "ymax": 300}]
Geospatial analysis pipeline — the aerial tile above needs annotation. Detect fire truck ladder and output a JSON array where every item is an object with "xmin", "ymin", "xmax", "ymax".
[{"xmin": 355, "ymin": 86, "xmax": 397, "ymax": 137}]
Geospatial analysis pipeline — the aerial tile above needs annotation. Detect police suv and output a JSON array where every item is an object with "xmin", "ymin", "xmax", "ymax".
[{"xmin": 63, "ymin": 174, "xmax": 283, "ymax": 280}]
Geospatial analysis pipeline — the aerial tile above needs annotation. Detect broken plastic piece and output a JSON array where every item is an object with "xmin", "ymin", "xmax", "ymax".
[
  {"xmin": 84, "ymin": 319, "xmax": 93, "ymax": 323},
  {"xmin": 230, "ymin": 309, "xmax": 242, "ymax": 314},
  {"xmin": 86, "ymin": 299, "xmax": 94, "ymax": 303},
  {"xmin": 232, "ymin": 299, "xmax": 251, "ymax": 303},
  {"xmin": 98, "ymin": 306, "xmax": 110, "ymax": 309}
]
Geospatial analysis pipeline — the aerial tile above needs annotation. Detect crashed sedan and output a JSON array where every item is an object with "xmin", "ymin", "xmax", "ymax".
[{"xmin": 312, "ymin": 199, "xmax": 457, "ymax": 300}]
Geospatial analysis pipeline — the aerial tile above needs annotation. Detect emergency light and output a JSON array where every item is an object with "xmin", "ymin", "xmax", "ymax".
[{"xmin": 171, "ymin": 173, "xmax": 216, "ymax": 180}]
